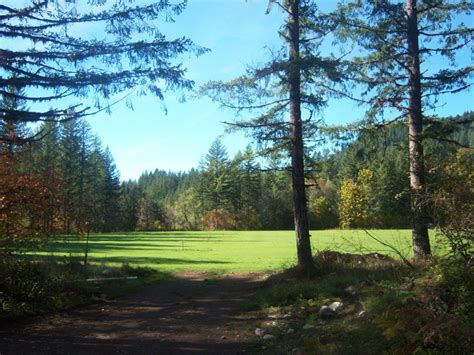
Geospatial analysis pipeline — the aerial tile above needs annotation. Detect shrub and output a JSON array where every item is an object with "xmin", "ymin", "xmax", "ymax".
[{"xmin": 0, "ymin": 257, "xmax": 57, "ymax": 319}]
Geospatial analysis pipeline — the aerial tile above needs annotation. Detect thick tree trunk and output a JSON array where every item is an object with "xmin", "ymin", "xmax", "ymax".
[
  {"xmin": 406, "ymin": 0, "xmax": 431, "ymax": 259},
  {"xmin": 288, "ymin": 0, "xmax": 314, "ymax": 272}
]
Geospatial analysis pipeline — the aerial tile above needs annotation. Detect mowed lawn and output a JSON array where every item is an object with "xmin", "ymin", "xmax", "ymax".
[{"xmin": 32, "ymin": 230, "xmax": 443, "ymax": 273}]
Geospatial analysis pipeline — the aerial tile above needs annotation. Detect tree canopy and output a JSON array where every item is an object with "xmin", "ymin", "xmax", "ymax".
[{"xmin": 0, "ymin": 0, "xmax": 206, "ymax": 137}]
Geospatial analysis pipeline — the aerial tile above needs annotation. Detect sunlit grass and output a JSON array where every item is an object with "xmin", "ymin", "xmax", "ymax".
[{"xmin": 30, "ymin": 230, "xmax": 443, "ymax": 273}]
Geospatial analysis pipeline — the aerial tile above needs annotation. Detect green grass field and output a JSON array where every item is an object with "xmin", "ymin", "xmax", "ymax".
[{"xmin": 30, "ymin": 230, "xmax": 444, "ymax": 273}]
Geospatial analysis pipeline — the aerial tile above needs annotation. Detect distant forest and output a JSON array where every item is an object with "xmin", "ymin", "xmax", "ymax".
[{"xmin": 3, "ymin": 111, "xmax": 472, "ymax": 236}]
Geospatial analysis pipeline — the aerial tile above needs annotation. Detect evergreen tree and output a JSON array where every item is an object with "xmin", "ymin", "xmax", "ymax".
[
  {"xmin": 136, "ymin": 195, "xmax": 163, "ymax": 231},
  {"xmin": 202, "ymin": 0, "xmax": 343, "ymax": 271},
  {"xmin": 335, "ymin": 0, "xmax": 473, "ymax": 258},
  {"xmin": 101, "ymin": 148, "xmax": 121, "ymax": 232},
  {"xmin": 259, "ymin": 162, "xmax": 293, "ymax": 230},
  {"xmin": 58, "ymin": 119, "xmax": 83, "ymax": 233},
  {"xmin": 0, "ymin": 0, "xmax": 206, "ymax": 127},
  {"xmin": 235, "ymin": 148, "xmax": 262, "ymax": 229},
  {"xmin": 87, "ymin": 137, "xmax": 107, "ymax": 232},
  {"xmin": 0, "ymin": 84, "xmax": 29, "ymax": 152},
  {"xmin": 119, "ymin": 181, "xmax": 142, "ymax": 231},
  {"xmin": 199, "ymin": 139, "xmax": 233, "ymax": 213},
  {"xmin": 32, "ymin": 121, "xmax": 62, "ymax": 234}
]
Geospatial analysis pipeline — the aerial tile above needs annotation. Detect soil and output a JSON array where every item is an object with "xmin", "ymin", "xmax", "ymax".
[{"xmin": 0, "ymin": 272, "xmax": 269, "ymax": 354}]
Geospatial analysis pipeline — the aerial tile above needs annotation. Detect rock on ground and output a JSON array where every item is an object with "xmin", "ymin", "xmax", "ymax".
[
  {"xmin": 329, "ymin": 301, "xmax": 344, "ymax": 312},
  {"xmin": 319, "ymin": 305, "xmax": 336, "ymax": 318}
]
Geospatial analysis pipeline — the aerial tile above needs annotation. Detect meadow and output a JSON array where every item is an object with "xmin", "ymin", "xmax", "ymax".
[{"xmin": 31, "ymin": 230, "xmax": 444, "ymax": 273}]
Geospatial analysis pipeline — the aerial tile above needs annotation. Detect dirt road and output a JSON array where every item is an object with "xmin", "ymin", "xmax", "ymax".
[{"xmin": 0, "ymin": 273, "xmax": 268, "ymax": 354}]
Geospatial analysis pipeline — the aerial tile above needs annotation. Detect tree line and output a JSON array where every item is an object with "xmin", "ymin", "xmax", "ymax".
[
  {"xmin": 1, "ymin": 116, "xmax": 121, "ymax": 250},
  {"xmin": 118, "ymin": 112, "xmax": 472, "ymax": 233},
  {"xmin": 1, "ymin": 109, "xmax": 471, "ymax": 246}
]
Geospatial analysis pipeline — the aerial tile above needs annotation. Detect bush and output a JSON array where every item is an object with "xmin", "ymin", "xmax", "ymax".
[
  {"xmin": 0, "ymin": 257, "xmax": 58, "ymax": 319},
  {"xmin": 202, "ymin": 208, "xmax": 234, "ymax": 230}
]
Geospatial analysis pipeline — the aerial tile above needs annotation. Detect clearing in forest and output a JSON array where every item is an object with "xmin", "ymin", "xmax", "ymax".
[{"xmin": 29, "ymin": 229, "xmax": 441, "ymax": 273}]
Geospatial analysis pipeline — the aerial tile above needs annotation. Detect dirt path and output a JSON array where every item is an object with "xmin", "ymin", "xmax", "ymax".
[{"xmin": 0, "ymin": 272, "xmax": 268, "ymax": 354}]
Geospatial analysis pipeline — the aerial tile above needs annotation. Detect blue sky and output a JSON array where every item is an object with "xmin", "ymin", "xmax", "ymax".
[
  {"xmin": 83, "ymin": 0, "xmax": 473, "ymax": 181},
  {"xmin": 88, "ymin": 0, "xmax": 287, "ymax": 180}
]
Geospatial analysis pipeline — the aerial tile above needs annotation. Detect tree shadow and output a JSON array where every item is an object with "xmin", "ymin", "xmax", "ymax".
[
  {"xmin": 26, "ymin": 254, "xmax": 233, "ymax": 266},
  {"xmin": 0, "ymin": 273, "xmax": 266, "ymax": 354}
]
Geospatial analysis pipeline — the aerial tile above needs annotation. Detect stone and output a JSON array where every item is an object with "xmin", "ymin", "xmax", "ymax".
[
  {"xmin": 344, "ymin": 286, "xmax": 356, "ymax": 296},
  {"xmin": 329, "ymin": 301, "xmax": 343, "ymax": 313},
  {"xmin": 302, "ymin": 324, "xmax": 315, "ymax": 330},
  {"xmin": 255, "ymin": 328, "xmax": 266, "ymax": 337},
  {"xmin": 286, "ymin": 328, "xmax": 295, "ymax": 334},
  {"xmin": 357, "ymin": 310, "xmax": 367, "ymax": 318},
  {"xmin": 263, "ymin": 334, "xmax": 275, "ymax": 341},
  {"xmin": 319, "ymin": 305, "xmax": 336, "ymax": 318}
]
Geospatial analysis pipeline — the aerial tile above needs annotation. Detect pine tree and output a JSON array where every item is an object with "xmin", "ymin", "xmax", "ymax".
[
  {"xmin": 102, "ymin": 148, "xmax": 121, "ymax": 232},
  {"xmin": 199, "ymin": 139, "xmax": 233, "ymax": 213},
  {"xmin": 202, "ymin": 0, "xmax": 342, "ymax": 271},
  {"xmin": 0, "ymin": 0, "xmax": 206, "ymax": 128},
  {"xmin": 119, "ymin": 181, "xmax": 142, "ymax": 231},
  {"xmin": 32, "ymin": 121, "xmax": 62, "ymax": 234},
  {"xmin": 0, "ymin": 84, "xmax": 29, "ymax": 152},
  {"xmin": 58, "ymin": 119, "xmax": 83, "ymax": 233},
  {"xmin": 234, "ymin": 148, "xmax": 262, "ymax": 229},
  {"xmin": 334, "ymin": 0, "xmax": 473, "ymax": 259}
]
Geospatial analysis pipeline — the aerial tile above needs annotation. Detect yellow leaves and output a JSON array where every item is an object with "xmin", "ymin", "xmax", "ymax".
[
  {"xmin": 338, "ymin": 168, "xmax": 375, "ymax": 228},
  {"xmin": 338, "ymin": 179, "xmax": 365, "ymax": 228},
  {"xmin": 309, "ymin": 196, "xmax": 329, "ymax": 215},
  {"xmin": 357, "ymin": 168, "xmax": 374, "ymax": 186}
]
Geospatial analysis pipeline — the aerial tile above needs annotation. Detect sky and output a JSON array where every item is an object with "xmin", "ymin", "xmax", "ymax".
[{"xmin": 13, "ymin": 0, "xmax": 472, "ymax": 181}]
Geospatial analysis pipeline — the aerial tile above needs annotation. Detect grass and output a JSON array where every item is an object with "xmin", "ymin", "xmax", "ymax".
[
  {"xmin": 0, "ymin": 256, "xmax": 172, "ymax": 322},
  {"xmin": 27, "ymin": 229, "xmax": 444, "ymax": 273},
  {"xmin": 8, "ymin": 230, "xmax": 471, "ymax": 352},
  {"xmin": 245, "ymin": 251, "xmax": 473, "ymax": 354}
]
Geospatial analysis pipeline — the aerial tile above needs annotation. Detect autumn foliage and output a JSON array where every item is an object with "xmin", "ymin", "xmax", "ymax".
[{"xmin": 0, "ymin": 151, "xmax": 51, "ymax": 253}]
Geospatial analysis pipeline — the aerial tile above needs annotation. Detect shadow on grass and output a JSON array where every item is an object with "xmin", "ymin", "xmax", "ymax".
[
  {"xmin": 31, "ymin": 235, "xmax": 270, "ymax": 259},
  {"xmin": 26, "ymin": 254, "xmax": 232, "ymax": 267},
  {"xmin": 43, "ymin": 242, "xmax": 195, "ymax": 252},
  {"xmin": 50, "ymin": 235, "xmax": 234, "ymax": 245}
]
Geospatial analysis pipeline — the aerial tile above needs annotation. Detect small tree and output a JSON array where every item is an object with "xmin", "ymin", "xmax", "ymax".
[
  {"xmin": 0, "ymin": 149, "xmax": 50, "ymax": 253},
  {"xmin": 338, "ymin": 168, "xmax": 374, "ymax": 228}
]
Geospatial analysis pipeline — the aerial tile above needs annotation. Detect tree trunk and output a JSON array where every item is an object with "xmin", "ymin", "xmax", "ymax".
[
  {"xmin": 406, "ymin": 0, "xmax": 431, "ymax": 259},
  {"xmin": 288, "ymin": 0, "xmax": 314, "ymax": 272}
]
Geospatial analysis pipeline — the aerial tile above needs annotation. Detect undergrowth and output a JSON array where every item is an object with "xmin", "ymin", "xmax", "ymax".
[
  {"xmin": 248, "ymin": 251, "xmax": 473, "ymax": 354},
  {"xmin": 0, "ymin": 254, "xmax": 169, "ymax": 322}
]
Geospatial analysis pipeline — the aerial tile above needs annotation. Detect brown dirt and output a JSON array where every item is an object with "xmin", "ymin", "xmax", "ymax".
[{"xmin": 0, "ymin": 272, "xmax": 269, "ymax": 354}]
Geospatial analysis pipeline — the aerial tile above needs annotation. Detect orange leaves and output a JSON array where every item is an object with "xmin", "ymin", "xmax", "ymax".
[{"xmin": 0, "ymin": 152, "xmax": 52, "ymax": 250}]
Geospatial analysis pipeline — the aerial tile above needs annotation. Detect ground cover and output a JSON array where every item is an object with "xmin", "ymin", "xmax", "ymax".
[
  {"xmin": 2, "ymin": 231, "xmax": 469, "ymax": 354},
  {"xmin": 29, "ymin": 230, "xmax": 443, "ymax": 273},
  {"xmin": 245, "ymin": 251, "xmax": 473, "ymax": 354}
]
